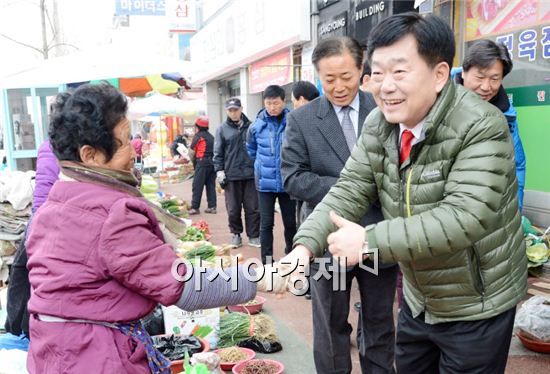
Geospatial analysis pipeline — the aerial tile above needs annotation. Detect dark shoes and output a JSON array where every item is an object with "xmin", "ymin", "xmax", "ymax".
[{"xmin": 189, "ymin": 207, "xmax": 216, "ymax": 215}]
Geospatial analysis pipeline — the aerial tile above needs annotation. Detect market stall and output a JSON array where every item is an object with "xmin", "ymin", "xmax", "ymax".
[
  {"xmin": 139, "ymin": 176, "xmax": 286, "ymax": 373},
  {"xmin": 128, "ymin": 93, "xmax": 205, "ymax": 175},
  {"xmin": 0, "ymin": 45, "xmax": 195, "ymax": 171}
]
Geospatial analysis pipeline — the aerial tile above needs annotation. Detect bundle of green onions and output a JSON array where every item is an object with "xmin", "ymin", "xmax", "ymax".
[
  {"xmin": 183, "ymin": 243, "xmax": 216, "ymax": 264},
  {"xmin": 218, "ymin": 312, "xmax": 278, "ymax": 348}
]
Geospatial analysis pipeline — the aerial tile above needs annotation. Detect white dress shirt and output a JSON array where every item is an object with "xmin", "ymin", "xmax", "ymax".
[
  {"xmin": 399, "ymin": 119, "xmax": 426, "ymax": 146},
  {"xmin": 331, "ymin": 93, "xmax": 361, "ymax": 136}
]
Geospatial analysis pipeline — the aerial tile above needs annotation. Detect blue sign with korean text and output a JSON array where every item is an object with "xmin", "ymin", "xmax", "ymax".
[
  {"xmin": 115, "ymin": 0, "xmax": 166, "ymax": 16},
  {"xmin": 495, "ymin": 25, "xmax": 550, "ymax": 62}
]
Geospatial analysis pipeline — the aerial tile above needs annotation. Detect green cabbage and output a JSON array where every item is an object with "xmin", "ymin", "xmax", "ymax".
[
  {"xmin": 140, "ymin": 175, "xmax": 158, "ymax": 194},
  {"xmin": 527, "ymin": 243, "xmax": 549, "ymax": 267}
]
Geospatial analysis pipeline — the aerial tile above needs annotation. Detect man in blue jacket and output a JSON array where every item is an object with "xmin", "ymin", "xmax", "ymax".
[
  {"xmin": 452, "ymin": 39, "xmax": 526, "ymax": 210},
  {"xmin": 247, "ymin": 85, "xmax": 296, "ymax": 264}
]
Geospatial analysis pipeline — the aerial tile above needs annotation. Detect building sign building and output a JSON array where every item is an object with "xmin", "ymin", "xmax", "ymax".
[{"xmin": 319, "ymin": 11, "xmax": 348, "ymax": 40}]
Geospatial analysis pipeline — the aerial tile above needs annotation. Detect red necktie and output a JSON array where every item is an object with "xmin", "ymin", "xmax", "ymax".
[{"xmin": 400, "ymin": 130, "xmax": 414, "ymax": 165}]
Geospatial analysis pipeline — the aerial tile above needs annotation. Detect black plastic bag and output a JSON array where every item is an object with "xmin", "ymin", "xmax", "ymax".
[
  {"xmin": 237, "ymin": 337, "xmax": 283, "ymax": 353},
  {"xmin": 141, "ymin": 305, "xmax": 165, "ymax": 336},
  {"xmin": 151, "ymin": 335, "xmax": 202, "ymax": 361}
]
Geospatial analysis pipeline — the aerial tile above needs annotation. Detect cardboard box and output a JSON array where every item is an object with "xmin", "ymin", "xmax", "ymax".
[{"xmin": 162, "ymin": 305, "xmax": 220, "ymax": 348}]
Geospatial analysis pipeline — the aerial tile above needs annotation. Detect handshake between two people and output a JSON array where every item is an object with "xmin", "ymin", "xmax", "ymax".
[{"xmin": 256, "ymin": 211, "xmax": 369, "ymax": 296}]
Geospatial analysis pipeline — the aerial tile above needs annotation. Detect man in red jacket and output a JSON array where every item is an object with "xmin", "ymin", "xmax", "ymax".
[{"xmin": 189, "ymin": 116, "xmax": 217, "ymax": 215}]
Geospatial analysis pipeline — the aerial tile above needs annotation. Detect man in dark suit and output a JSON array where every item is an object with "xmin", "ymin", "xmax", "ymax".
[{"xmin": 281, "ymin": 36, "xmax": 398, "ymax": 374}]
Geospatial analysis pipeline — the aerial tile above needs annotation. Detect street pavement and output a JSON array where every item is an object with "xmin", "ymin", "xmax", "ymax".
[{"xmin": 161, "ymin": 180, "xmax": 550, "ymax": 373}]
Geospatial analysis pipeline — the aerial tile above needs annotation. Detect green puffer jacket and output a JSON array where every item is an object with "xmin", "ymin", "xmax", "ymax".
[{"xmin": 294, "ymin": 80, "xmax": 527, "ymax": 324}]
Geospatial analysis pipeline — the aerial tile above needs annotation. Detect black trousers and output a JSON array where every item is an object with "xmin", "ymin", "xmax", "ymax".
[
  {"xmin": 191, "ymin": 164, "xmax": 216, "ymax": 209},
  {"xmin": 224, "ymin": 179, "xmax": 260, "ymax": 238},
  {"xmin": 258, "ymin": 191, "xmax": 296, "ymax": 264},
  {"xmin": 311, "ymin": 257, "xmax": 398, "ymax": 374},
  {"xmin": 396, "ymin": 302, "xmax": 516, "ymax": 374},
  {"xmin": 5, "ymin": 227, "xmax": 31, "ymax": 337}
]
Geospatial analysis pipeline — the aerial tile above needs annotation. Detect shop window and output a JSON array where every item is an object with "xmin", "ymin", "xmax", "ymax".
[
  {"xmin": 433, "ymin": 0, "xmax": 453, "ymax": 26},
  {"xmin": 7, "ymin": 88, "xmax": 36, "ymax": 151},
  {"xmin": 15, "ymin": 157, "xmax": 37, "ymax": 172},
  {"xmin": 228, "ymin": 78, "xmax": 241, "ymax": 97}
]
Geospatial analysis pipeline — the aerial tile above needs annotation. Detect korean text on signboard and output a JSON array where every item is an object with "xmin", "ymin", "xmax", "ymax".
[
  {"xmin": 115, "ymin": 0, "xmax": 166, "ymax": 16},
  {"xmin": 466, "ymin": 0, "xmax": 550, "ymax": 41},
  {"xmin": 495, "ymin": 25, "xmax": 550, "ymax": 61},
  {"xmin": 249, "ymin": 49, "xmax": 293, "ymax": 94},
  {"xmin": 167, "ymin": 0, "xmax": 196, "ymax": 32}
]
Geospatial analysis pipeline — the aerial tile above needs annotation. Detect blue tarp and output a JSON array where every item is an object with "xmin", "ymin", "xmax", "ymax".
[{"xmin": 0, "ymin": 333, "xmax": 29, "ymax": 351}]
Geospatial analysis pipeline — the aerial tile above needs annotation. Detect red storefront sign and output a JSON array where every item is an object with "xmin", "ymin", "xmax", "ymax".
[
  {"xmin": 249, "ymin": 49, "xmax": 293, "ymax": 94},
  {"xmin": 466, "ymin": 0, "xmax": 550, "ymax": 41}
]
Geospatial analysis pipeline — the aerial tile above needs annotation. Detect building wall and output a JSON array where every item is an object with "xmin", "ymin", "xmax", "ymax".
[{"xmin": 190, "ymin": 0, "xmax": 311, "ymax": 131}]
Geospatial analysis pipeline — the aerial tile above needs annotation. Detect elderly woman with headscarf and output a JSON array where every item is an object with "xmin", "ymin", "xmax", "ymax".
[{"xmin": 25, "ymin": 83, "xmax": 257, "ymax": 374}]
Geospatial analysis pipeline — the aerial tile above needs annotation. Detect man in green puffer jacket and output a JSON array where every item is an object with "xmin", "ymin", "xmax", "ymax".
[{"xmin": 282, "ymin": 12, "xmax": 527, "ymax": 373}]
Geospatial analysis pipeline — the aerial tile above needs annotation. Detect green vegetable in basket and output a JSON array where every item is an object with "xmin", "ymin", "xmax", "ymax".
[
  {"xmin": 184, "ymin": 243, "xmax": 216, "ymax": 262},
  {"xmin": 527, "ymin": 242, "xmax": 549, "ymax": 267},
  {"xmin": 140, "ymin": 175, "xmax": 158, "ymax": 194},
  {"xmin": 180, "ymin": 226, "xmax": 207, "ymax": 242}
]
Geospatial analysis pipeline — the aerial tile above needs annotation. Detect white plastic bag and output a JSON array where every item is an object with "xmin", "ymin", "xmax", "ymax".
[
  {"xmin": 0, "ymin": 348, "xmax": 29, "ymax": 373},
  {"xmin": 190, "ymin": 352, "xmax": 222, "ymax": 374},
  {"xmin": 177, "ymin": 144, "xmax": 191, "ymax": 161},
  {"xmin": 515, "ymin": 295, "xmax": 550, "ymax": 342}
]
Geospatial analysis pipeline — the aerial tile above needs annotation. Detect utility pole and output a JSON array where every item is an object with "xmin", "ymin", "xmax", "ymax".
[
  {"xmin": 40, "ymin": 0, "xmax": 48, "ymax": 58},
  {"xmin": 0, "ymin": 0, "xmax": 78, "ymax": 60}
]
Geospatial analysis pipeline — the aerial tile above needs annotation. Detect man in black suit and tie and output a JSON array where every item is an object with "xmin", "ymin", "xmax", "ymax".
[{"xmin": 281, "ymin": 36, "xmax": 398, "ymax": 374}]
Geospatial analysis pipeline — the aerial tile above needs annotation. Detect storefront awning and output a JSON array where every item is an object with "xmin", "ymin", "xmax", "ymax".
[{"xmin": 0, "ymin": 45, "xmax": 193, "ymax": 94}]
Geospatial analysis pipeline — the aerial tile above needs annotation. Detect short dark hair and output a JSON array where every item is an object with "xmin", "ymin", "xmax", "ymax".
[
  {"xmin": 263, "ymin": 85, "xmax": 285, "ymax": 100},
  {"xmin": 462, "ymin": 39, "xmax": 513, "ymax": 77},
  {"xmin": 361, "ymin": 59, "xmax": 371, "ymax": 79},
  {"xmin": 49, "ymin": 82, "xmax": 128, "ymax": 162},
  {"xmin": 366, "ymin": 12, "xmax": 455, "ymax": 69},
  {"xmin": 312, "ymin": 36, "xmax": 363, "ymax": 71},
  {"xmin": 292, "ymin": 81, "xmax": 320, "ymax": 102}
]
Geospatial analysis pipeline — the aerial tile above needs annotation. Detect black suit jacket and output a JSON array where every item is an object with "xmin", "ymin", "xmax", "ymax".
[
  {"xmin": 281, "ymin": 90, "xmax": 383, "ymax": 222},
  {"xmin": 281, "ymin": 91, "xmax": 389, "ymax": 268}
]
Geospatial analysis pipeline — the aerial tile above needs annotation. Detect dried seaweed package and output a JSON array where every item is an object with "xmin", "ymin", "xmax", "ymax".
[
  {"xmin": 152, "ymin": 334, "xmax": 202, "ymax": 361},
  {"xmin": 237, "ymin": 337, "xmax": 282, "ymax": 354}
]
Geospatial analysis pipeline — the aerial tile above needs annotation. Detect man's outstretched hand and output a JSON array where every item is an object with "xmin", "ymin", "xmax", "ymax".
[{"xmin": 256, "ymin": 245, "xmax": 313, "ymax": 296}]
